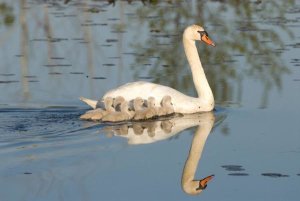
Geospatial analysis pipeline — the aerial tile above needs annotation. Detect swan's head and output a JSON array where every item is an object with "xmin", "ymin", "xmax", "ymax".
[
  {"xmin": 184, "ymin": 24, "xmax": 215, "ymax": 47},
  {"xmin": 182, "ymin": 174, "xmax": 215, "ymax": 195}
]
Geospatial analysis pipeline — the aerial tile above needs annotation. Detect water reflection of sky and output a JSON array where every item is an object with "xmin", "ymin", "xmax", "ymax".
[
  {"xmin": 0, "ymin": 0, "xmax": 299, "ymax": 108},
  {"xmin": 0, "ymin": 1, "xmax": 300, "ymax": 201}
]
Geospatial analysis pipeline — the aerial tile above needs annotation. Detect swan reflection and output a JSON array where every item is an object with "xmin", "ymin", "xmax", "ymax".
[
  {"xmin": 102, "ymin": 111, "xmax": 222, "ymax": 195},
  {"xmin": 181, "ymin": 112, "xmax": 215, "ymax": 195}
]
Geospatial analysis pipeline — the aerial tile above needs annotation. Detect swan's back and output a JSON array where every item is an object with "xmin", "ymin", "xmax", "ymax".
[
  {"xmin": 104, "ymin": 81, "xmax": 174, "ymax": 101},
  {"xmin": 103, "ymin": 81, "xmax": 201, "ymax": 113}
]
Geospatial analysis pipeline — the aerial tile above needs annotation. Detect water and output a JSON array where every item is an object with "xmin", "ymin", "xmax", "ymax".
[{"xmin": 1, "ymin": 0, "xmax": 300, "ymax": 200}]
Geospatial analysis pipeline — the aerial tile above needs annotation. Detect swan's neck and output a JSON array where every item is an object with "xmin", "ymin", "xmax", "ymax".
[
  {"xmin": 183, "ymin": 38, "xmax": 214, "ymax": 104},
  {"xmin": 181, "ymin": 117, "xmax": 214, "ymax": 195}
]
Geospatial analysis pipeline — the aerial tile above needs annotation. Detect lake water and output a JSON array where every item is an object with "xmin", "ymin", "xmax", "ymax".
[{"xmin": 0, "ymin": 0, "xmax": 300, "ymax": 200}]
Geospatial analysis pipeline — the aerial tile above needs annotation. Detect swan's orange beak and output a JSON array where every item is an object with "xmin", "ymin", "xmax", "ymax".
[
  {"xmin": 201, "ymin": 35, "xmax": 215, "ymax": 47},
  {"xmin": 196, "ymin": 174, "xmax": 214, "ymax": 190}
]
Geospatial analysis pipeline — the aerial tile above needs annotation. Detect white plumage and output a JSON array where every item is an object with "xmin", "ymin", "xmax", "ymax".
[{"xmin": 80, "ymin": 24, "xmax": 215, "ymax": 114}]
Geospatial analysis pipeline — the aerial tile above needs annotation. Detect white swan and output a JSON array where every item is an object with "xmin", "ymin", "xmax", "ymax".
[{"xmin": 80, "ymin": 24, "xmax": 215, "ymax": 113}]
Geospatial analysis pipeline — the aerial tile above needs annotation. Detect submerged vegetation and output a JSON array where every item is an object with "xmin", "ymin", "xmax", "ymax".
[{"xmin": 0, "ymin": 3, "xmax": 15, "ymax": 26}]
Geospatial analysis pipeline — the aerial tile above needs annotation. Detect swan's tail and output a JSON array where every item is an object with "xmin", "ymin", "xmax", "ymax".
[{"xmin": 79, "ymin": 97, "xmax": 98, "ymax": 109}]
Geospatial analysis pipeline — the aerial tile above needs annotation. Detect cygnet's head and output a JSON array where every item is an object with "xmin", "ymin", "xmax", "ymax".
[
  {"xmin": 161, "ymin": 95, "xmax": 173, "ymax": 106},
  {"xmin": 147, "ymin": 97, "xmax": 156, "ymax": 107},
  {"xmin": 114, "ymin": 96, "xmax": 125, "ymax": 107},
  {"xmin": 113, "ymin": 96, "xmax": 125, "ymax": 111},
  {"xmin": 104, "ymin": 97, "xmax": 114, "ymax": 107},
  {"xmin": 120, "ymin": 101, "xmax": 129, "ymax": 111},
  {"xmin": 134, "ymin": 97, "xmax": 144, "ymax": 106},
  {"xmin": 183, "ymin": 24, "xmax": 215, "ymax": 47}
]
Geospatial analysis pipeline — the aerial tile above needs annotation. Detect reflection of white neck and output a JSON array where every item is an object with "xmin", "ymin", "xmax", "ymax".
[
  {"xmin": 181, "ymin": 112, "xmax": 215, "ymax": 195},
  {"xmin": 183, "ymin": 35, "xmax": 214, "ymax": 105}
]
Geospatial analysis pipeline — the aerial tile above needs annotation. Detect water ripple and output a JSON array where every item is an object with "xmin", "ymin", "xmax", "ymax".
[{"xmin": 0, "ymin": 108, "xmax": 91, "ymax": 144}]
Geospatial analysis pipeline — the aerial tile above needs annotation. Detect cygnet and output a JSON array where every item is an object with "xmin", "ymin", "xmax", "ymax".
[
  {"xmin": 113, "ymin": 96, "xmax": 125, "ymax": 111},
  {"xmin": 144, "ymin": 97, "xmax": 158, "ymax": 119},
  {"xmin": 158, "ymin": 95, "xmax": 174, "ymax": 116},
  {"xmin": 80, "ymin": 108, "xmax": 103, "ymax": 120},
  {"xmin": 133, "ymin": 97, "xmax": 147, "ymax": 120},
  {"xmin": 133, "ymin": 97, "xmax": 157, "ymax": 120},
  {"xmin": 102, "ymin": 101, "xmax": 132, "ymax": 122},
  {"xmin": 90, "ymin": 97, "xmax": 115, "ymax": 120}
]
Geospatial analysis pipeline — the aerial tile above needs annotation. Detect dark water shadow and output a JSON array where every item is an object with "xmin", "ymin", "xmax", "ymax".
[
  {"xmin": 261, "ymin": 173, "xmax": 290, "ymax": 178},
  {"xmin": 228, "ymin": 173, "xmax": 249, "ymax": 176},
  {"xmin": 221, "ymin": 165, "xmax": 246, "ymax": 172}
]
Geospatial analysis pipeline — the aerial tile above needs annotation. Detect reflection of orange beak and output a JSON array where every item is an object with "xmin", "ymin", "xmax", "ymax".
[
  {"xmin": 201, "ymin": 35, "xmax": 215, "ymax": 47},
  {"xmin": 197, "ymin": 174, "xmax": 214, "ymax": 190}
]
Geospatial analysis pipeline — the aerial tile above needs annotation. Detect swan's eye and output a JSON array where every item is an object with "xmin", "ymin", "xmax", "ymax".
[{"xmin": 197, "ymin": 31, "xmax": 209, "ymax": 37}]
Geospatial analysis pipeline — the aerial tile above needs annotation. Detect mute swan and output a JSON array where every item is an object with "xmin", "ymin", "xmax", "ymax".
[{"xmin": 80, "ymin": 24, "xmax": 215, "ymax": 114}]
